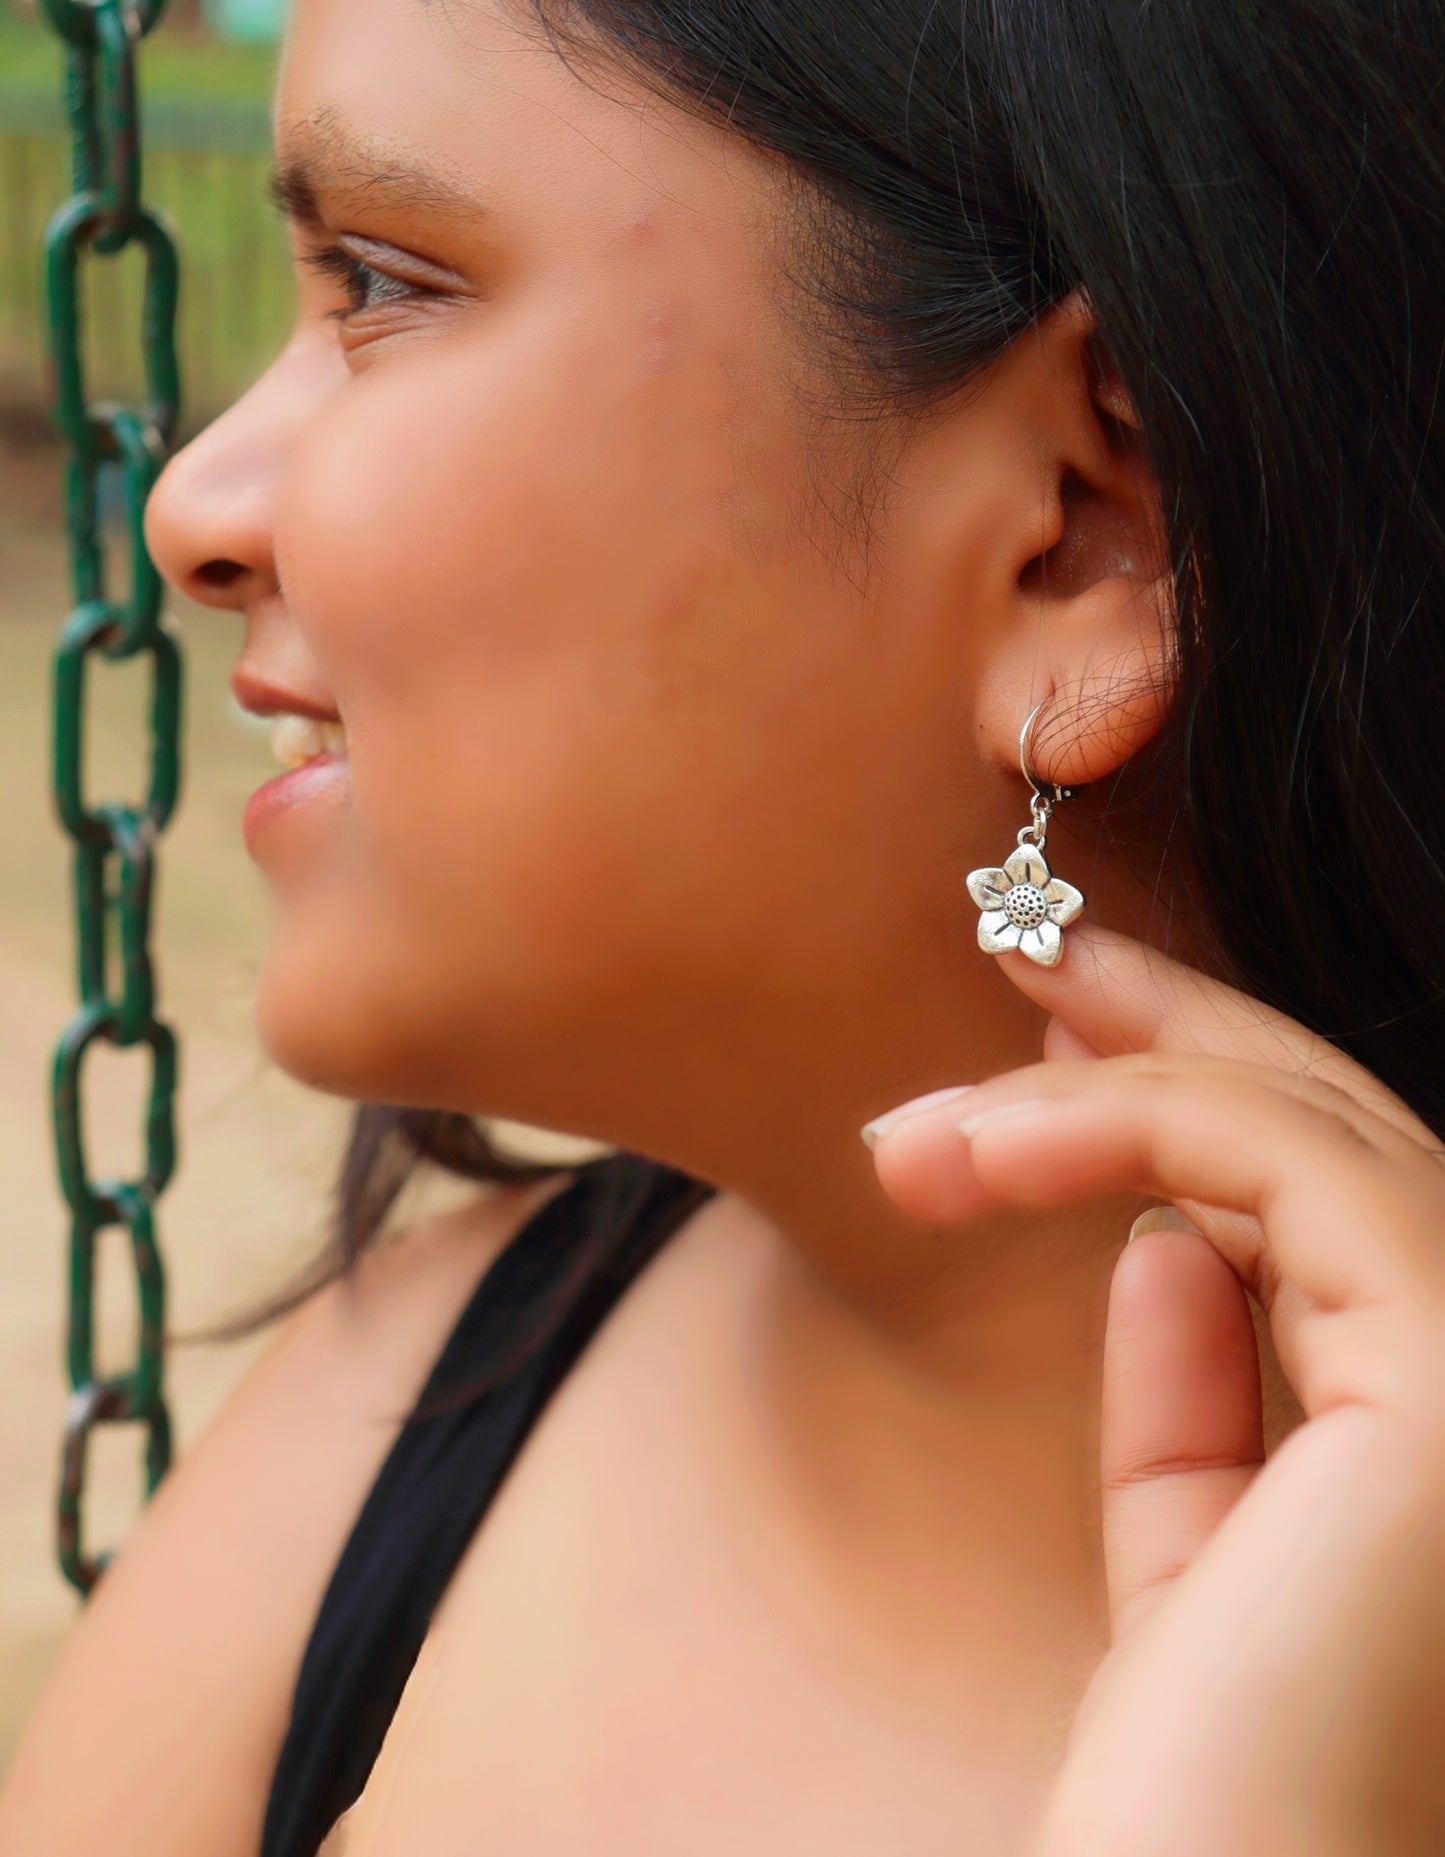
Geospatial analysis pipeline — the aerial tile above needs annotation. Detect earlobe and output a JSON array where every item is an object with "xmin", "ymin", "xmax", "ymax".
[
  {"xmin": 1009, "ymin": 511, "xmax": 1178, "ymax": 788},
  {"xmin": 1010, "ymin": 640, "xmax": 1178, "ymax": 793}
]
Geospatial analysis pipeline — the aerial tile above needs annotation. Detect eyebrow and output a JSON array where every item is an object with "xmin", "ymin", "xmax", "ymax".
[{"xmin": 266, "ymin": 112, "xmax": 489, "ymax": 231}]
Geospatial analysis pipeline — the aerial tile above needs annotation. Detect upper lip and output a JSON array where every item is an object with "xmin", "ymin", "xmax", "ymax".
[{"xmin": 230, "ymin": 665, "xmax": 342, "ymax": 723}]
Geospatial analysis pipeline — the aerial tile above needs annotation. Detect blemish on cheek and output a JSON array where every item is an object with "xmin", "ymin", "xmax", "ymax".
[
  {"xmin": 619, "ymin": 204, "xmax": 661, "ymax": 246},
  {"xmin": 604, "ymin": 205, "xmax": 685, "ymax": 373},
  {"xmin": 639, "ymin": 301, "xmax": 682, "ymax": 376}
]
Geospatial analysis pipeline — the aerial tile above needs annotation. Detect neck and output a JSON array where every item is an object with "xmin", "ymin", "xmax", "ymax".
[
  {"xmin": 696, "ymin": 1122, "xmax": 1140, "ymax": 1551},
  {"xmin": 636, "ymin": 1166, "xmax": 1125, "ymax": 1717}
]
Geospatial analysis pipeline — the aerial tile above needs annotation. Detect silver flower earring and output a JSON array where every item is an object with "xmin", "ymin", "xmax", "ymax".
[{"xmin": 965, "ymin": 702, "xmax": 1087, "ymax": 967}]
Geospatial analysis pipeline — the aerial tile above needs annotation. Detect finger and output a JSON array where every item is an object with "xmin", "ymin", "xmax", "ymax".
[
  {"xmin": 994, "ymin": 922, "xmax": 1437, "ymax": 1150},
  {"xmin": 954, "ymin": 1065, "xmax": 1444, "ymax": 1413},
  {"xmin": 870, "ymin": 1046, "xmax": 1432, "ymax": 1240},
  {"xmin": 1043, "ymin": 1014, "xmax": 1101, "ymax": 1062},
  {"xmin": 1102, "ymin": 1227, "xmax": 1264, "ymax": 1645}
]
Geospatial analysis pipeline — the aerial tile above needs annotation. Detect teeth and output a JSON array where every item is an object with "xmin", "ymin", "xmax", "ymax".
[{"xmin": 270, "ymin": 713, "xmax": 348, "ymax": 768}]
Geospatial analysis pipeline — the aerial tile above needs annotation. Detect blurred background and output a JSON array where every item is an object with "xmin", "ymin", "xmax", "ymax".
[{"xmin": 1, "ymin": 0, "xmax": 594, "ymax": 1772}]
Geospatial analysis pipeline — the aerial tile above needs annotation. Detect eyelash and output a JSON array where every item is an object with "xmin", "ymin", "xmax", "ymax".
[{"xmin": 298, "ymin": 244, "xmax": 424, "ymax": 322}]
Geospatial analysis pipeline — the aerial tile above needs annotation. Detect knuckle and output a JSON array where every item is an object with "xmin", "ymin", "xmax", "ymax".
[
  {"xmin": 1108, "ymin": 1050, "xmax": 1202, "ymax": 1093},
  {"xmin": 1289, "ymin": 1068, "xmax": 1362, "ymax": 1116}
]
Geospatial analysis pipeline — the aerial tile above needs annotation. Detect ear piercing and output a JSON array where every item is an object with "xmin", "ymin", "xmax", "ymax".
[{"xmin": 964, "ymin": 701, "xmax": 1087, "ymax": 967}]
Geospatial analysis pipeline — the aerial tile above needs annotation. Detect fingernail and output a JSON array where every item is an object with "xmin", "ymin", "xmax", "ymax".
[
  {"xmin": 956, "ymin": 1097, "xmax": 1052, "ymax": 1138},
  {"xmin": 861, "ymin": 1085, "xmax": 978, "ymax": 1149},
  {"xmin": 1127, "ymin": 1204, "xmax": 1204, "ymax": 1244}
]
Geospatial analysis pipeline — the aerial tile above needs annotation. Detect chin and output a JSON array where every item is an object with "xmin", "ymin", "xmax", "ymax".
[
  {"xmin": 253, "ymin": 955, "xmax": 378, "ymax": 1102},
  {"xmin": 247, "ymin": 871, "xmax": 670, "ymax": 1136},
  {"xmin": 251, "ymin": 912, "xmax": 437, "ymax": 1107},
  {"xmin": 249, "ymin": 902, "xmax": 529, "ymax": 1118}
]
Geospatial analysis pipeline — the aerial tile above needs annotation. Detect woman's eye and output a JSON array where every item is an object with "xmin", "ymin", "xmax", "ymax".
[{"xmin": 298, "ymin": 245, "xmax": 426, "ymax": 323}]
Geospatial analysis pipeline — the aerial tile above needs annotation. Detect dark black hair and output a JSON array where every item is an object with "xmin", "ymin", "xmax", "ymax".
[{"xmin": 191, "ymin": 0, "xmax": 1445, "ymax": 1360}]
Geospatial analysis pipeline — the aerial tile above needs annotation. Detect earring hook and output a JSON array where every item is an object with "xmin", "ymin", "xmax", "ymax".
[
  {"xmin": 1019, "ymin": 700, "xmax": 1084, "ymax": 805},
  {"xmin": 1017, "ymin": 701, "xmax": 1084, "ymax": 848}
]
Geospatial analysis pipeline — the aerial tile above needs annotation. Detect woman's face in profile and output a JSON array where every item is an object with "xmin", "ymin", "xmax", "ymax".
[{"xmin": 144, "ymin": 0, "xmax": 1080, "ymax": 1150}]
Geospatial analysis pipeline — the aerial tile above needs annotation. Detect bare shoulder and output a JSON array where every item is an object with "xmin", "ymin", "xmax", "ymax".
[{"xmin": 0, "ymin": 1170, "xmax": 574, "ymax": 1857}]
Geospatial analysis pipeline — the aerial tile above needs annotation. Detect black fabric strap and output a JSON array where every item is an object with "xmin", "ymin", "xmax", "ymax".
[{"xmin": 260, "ymin": 1154, "xmax": 714, "ymax": 1857}]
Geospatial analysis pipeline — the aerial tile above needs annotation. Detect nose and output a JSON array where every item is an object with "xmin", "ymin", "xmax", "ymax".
[
  {"xmin": 146, "ymin": 396, "xmax": 274, "ymax": 615},
  {"xmin": 144, "ymin": 332, "xmax": 329, "ymax": 615}
]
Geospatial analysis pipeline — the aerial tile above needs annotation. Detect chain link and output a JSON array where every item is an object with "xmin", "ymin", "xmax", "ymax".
[{"xmin": 39, "ymin": 0, "xmax": 184, "ymax": 1598}]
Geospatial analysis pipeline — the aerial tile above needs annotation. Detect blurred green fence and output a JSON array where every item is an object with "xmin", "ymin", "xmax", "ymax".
[{"xmin": 0, "ymin": 28, "xmax": 292, "ymax": 434}]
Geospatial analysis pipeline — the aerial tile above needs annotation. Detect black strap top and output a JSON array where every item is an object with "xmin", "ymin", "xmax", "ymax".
[{"xmin": 259, "ymin": 1152, "xmax": 715, "ymax": 1857}]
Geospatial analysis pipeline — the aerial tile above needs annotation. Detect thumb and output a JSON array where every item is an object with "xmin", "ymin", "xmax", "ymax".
[{"xmin": 1101, "ymin": 1215, "xmax": 1265, "ymax": 1645}]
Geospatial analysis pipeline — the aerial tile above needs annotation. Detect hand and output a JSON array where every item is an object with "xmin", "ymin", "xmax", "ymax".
[{"xmin": 863, "ymin": 922, "xmax": 1445, "ymax": 1857}]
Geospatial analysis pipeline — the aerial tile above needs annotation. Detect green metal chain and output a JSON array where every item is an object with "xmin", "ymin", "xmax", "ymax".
[{"xmin": 40, "ymin": 0, "xmax": 184, "ymax": 1598}]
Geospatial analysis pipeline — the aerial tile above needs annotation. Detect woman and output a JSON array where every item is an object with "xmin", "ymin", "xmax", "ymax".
[{"xmin": 4, "ymin": 0, "xmax": 1443, "ymax": 1850}]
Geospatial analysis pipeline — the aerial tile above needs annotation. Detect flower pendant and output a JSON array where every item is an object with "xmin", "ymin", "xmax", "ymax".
[{"xmin": 966, "ymin": 841, "xmax": 1085, "ymax": 967}]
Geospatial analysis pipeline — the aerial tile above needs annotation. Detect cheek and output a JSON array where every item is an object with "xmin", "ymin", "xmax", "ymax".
[
  {"xmin": 287, "ymin": 310, "xmax": 689, "ymax": 776},
  {"xmin": 270, "ymin": 303, "xmax": 822, "ymax": 1006}
]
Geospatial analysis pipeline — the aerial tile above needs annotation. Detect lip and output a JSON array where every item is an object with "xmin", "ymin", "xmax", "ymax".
[
  {"xmin": 242, "ymin": 751, "xmax": 350, "ymax": 858},
  {"xmin": 231, "ymin": 663, "xmax": 342, "ymax": 723}
]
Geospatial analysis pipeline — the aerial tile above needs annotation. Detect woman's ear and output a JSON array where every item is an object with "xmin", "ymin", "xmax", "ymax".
[{"xmin": 975, "ymin": 287, "xmax": 1177, "ymax": 794}]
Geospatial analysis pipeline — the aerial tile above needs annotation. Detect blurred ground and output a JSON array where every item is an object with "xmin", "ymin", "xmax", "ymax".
[{"xmin": 0, "ymin": 418, "xmax": 352, "ymax": 1767}]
